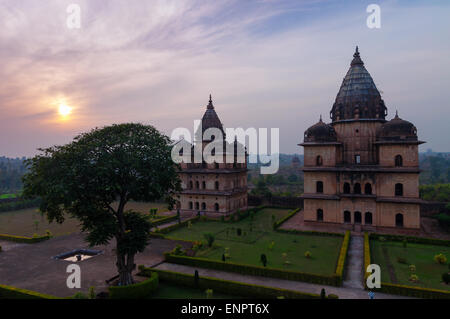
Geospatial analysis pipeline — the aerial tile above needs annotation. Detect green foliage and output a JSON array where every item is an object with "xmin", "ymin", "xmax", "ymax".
[
  {"xmin": 334, "ymin": 231, "xmax": 350, "ymax": 285},
  {"xmin": 88, "ymin": 286, "xmax": 96, "ymax": 299},
  {"xmin": 369, "ymin": 233, "xmax": 450, "ymax": 247},
  {"xmin": 434, "ymin": 253, "xmax": 448, "ymax": 264},
  {"xmin": 205, "ymin": 289, "xmax": 213, "ymax": 299},
  {"xmin": 171, "ymin": 244, "xmax": 186, "ymax": 256},
  {"xmin": 419, "ymin": 183, "xmax": 450, "ymax": 202},
  {"xmin": 72, "ymin": 292, "xmax": 89, "ymax": 299},
  {"xmin": 272, "ymin": 208, "xmax": 300, "ymax": 230},
  {"xmin": 436, "ymin": 213, "xmax": 450, "ymax": 232},
  {"xmin": 0, "ymin": 284, "xmax": 57, "ymax": 299},
  {"xmin": 203, "ymin": 233, "xmax": 215, "ymax": 247},
  {"xmin": 304, "ymin": 251, "xmax": 311, "ymax": 259},
  {"xmin": 409, "ymin": 264, "xmax": 416, "ymax": 272},
  {"xmin": 0, "ymin": 233, "xmax": 51, "ymax": 244},
  {"xmin": 108, "ymin": 272, "xmax": 159, "ymax": 299},
  {"xmin": 377, "ymin": 282, "xmax": 450, "ymax": 299},
  {"xmin": 22, "ymin": 123, "xmax": 181, "ymax": 286},
  {"xmin": 0, "ymin": 198, "xmax": 41, "ymax": 213},
  {"xmin": 164, "ymin": 253, "xmax": 342, "ymax": 287},
  {"xmin": 442, "ymin": 273, "xmax": 450, "ymax": 285},
  {"xmin": 397, "ymin": 256, "xmax": 408, "ymax": 264},
  {"xmin": 320, "ymin": 288, "xmax": 326, "ymax": 299},
  {"xmin": 139, "ymin": 267, "xmax": 328, "ymax": 299}
]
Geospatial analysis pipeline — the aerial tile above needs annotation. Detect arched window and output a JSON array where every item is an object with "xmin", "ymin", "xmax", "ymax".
[
  {"xmin": 214, "ymin": 203, "xmax": 219, "ymax": 212},
  {"xmin": 189, "ymin": 181, "xmax": 193, "ymax": 189},
  {"xmin": 215, "ymin": 162, "xmax": 219, "ymax": 169},
  {"xmin": 395, "ymin": 155, "xmax": 403, "ymax": 167},
  {"xmin": 344, "ymin": 211, "xmax": 351, "ymax": 223},
  {"xmin": 215, "ymin": 181, "xmax": 219, "ymax": 190},
  {"xmin": 317, "ymin": 209, "xmax": 324, "ymax": 222},
  {"xmin": 201, "ymin": 202, "xmax": 206, "ymax": 210},
  {"xmin": 202, "ymin": 181, "xmax": 206, "ymax": 189},
  {"xmin": 316, "ymin": 155, "xmax": 323, "ymax": 166},
  {"xmin": 395, "ymin": 213, "xmax": 404, "ymax": 227},
  {"xmin": 365, "ymin": 212, "xmax": 373, "ymax": 225},
  {"xmin": 189, "ymin": 202, "xmax": 193, "ymax": 210},
  {"xmin": 316, "ymin": 181, "xmax": 324, "ymax": 193},
  {"xmin": 343, "ymin": 183, "xmax": 351, "ymax": 194},
  {"xmin": 354, "ymin": 183, "xmax": 361, "ymax": 194},
  {"xmin": 395, "ymin": 183, "xmax": 403, "ymax": 196},
  {"xmin": 354, "ymin": 211, "xmax": 362, "ymax": 224},
  {"xmin": 195, "ymin": 202, "xmax": 199, "ymax": 210},
  {"xmin": 195, "ymin": 181, "xmax": 200, "ymax": 189},
  {"xmin": 365, "ymin": 183, "xmax": 372, "ymax": 195}
]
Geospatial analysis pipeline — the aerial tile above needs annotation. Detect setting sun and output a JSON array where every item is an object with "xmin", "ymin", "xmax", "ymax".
[{"xmin": 58, "ymin": 104, "xmax": 72, "ymax": 117}]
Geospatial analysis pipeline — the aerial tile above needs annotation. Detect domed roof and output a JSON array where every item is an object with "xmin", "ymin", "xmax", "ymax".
[
  {"xmin": 330, "ymin": 47, "xmax": 387, "ymax": 122},
  {"xmin": 377, "ymin": 112, "xmax": 418, "ymax": 141},
  {"xmin": 304, "ymin": 116, "xmax": 337, "ymax": 143},
  {"xmin": 195, "ymin": 95, "xmax": 225, "ymax": 141}
]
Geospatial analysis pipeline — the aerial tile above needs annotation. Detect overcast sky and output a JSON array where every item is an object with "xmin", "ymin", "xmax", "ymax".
[{"xmin": 0, "ymin": 0, "xmax": 449, "ymax": 157}]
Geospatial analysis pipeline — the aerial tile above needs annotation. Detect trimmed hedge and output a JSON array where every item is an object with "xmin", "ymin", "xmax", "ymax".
[
  {"xmin": 276, "ymin": 228, "xmax": 344, "ymax": 238},
  {"xmin": 369, "ymin": 233, "xmax": 450, "ymax": 247},
  {"xmin": 156, "ymin": 216, "xmax": 200, "ymax": 234},
  {"xmin": 138, "ymin": 266, "xmax": 333, "ymax": 299},
  {"xmin": 273, "ymin": 208, "xmax": 300, "ymax": 230},
  {"xmin": 363, "ymin": 232, "xmax": 371, "ymax": 286},
  {"xmin": 164, "ymin": 253, "xmax": 341, "ymax": 286},
  {"xmin": 0, "ymin": 234, "xmax": 51, "ymax": 244},
  {"xmin": 151, "ymin": 214, "xmax": 179, "ymax": 227},
  {"xmin": 377, "ymin": 282, "xmax": 450, "ymax": 299},
  {"xmin": 365, "ymin": 232, "xmax": 450, "ymax": 298},
  {"xmin": 335, "ymin": 231, "xmax": 350, "ymax": 285},
  {"xmin": 108, "ymin": 272, "xmax": 159, "ymax": 299},
  {"xmin": 0, "ymin": 284, "xmax": 57, "ymax": 299}
]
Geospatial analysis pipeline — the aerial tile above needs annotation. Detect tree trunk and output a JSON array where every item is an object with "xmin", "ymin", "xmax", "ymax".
[{"xmin": 116, "ymin": 250, "xmax": 136, "ymax": 286}]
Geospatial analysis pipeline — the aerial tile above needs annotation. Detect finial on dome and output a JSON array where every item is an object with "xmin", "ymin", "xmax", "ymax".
[
  {"xmin": 207, "ymin": 94, "xmax": 214, "ymax": 109},
  {"xmin": 319, "ymin": 114, "xmax": 323, "ymax": 122},
  {"xmin": 394, "ymin": 110, "xmax": 399, "ymax": 119},
  {"xmin": 351, "ymin": 46, "xmax": 364, "ymax": 66}
]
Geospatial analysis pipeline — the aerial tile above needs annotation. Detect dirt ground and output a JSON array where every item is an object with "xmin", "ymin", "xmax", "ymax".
[{"xmin": 0, "ymin": 233, "xmax": 190, "ymax": 297}]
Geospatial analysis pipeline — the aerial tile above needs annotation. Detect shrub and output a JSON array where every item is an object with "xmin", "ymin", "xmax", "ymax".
[
  {"xmin": 442, "ymin": 273, "xmax": 450, "ymax": 285},
  {"xmin": 260, "ymin": 254, "xmax": 267, "ymax": 267},
  {"xmin": 203, "ymin": 233, "xmax": 215, "ymax": 247},
  {"xmin": 268, "ymin": 241, "xmax": 275, "ymax": 250},
  {"xmin": 320, "ymin": 288, "xmax": 326, "ymax": 299},
  {"xmin": 205, "ymin": 289, "xmax": 213, "ymax": 299},
  {"xmin": 237, "ymin": 228, "xmax": 242, "ymax": 236},
  {"xmin": 409, "ymin": 274, "xmax": 419, "ymax": 283},
  {"xmin": 171, "ymin": 245, "xmax": 185, "ymax": 256},
  {"xmin": 89, "ymin": 286, "xmax": 96, "ymax": 299},
  {"xmin": 402, "ymin": 239, "xmax": 407, "ymax": 248},
  {"xmin": 434, "ymin": 253, "xmax": 448, "ymax": 265},
  {"xmin": 397, "ymin": 257, "xmax": 408, "ymax": 264},
  {"xmin": 304, "ymin": 251, "xmax": 311, "ymax": 259},
  {"xmin": 108, "ymin": 272, "xmax": 159, "ymax": 299},
  {"xmin": 409, "ymin": 265, "xmax": 416, "ymax": 273},
  {"xmin": 328, "ymin": 294, "xmax": 339, "ymax": 299},
  {"xmin": 72, "ymin": 292, "xmax": 88, "ymax": 299},
  {"xmin": 0, "ymin": 284, "xmax": 57, "ymax": 299}
]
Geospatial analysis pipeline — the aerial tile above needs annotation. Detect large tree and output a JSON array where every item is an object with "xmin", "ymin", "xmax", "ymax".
[{"xmin": 22, "ymin": 123, "xmax": 181, "ymax": 286}]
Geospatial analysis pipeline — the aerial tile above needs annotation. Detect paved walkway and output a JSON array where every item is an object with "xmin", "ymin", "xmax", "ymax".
[
  {"xmin": 153, "ymin": 262, "xmax": 410, "ymax": 299},
  {"xmin": 343, "ymin": 235, "xmax": 364, "ymax": 289}
]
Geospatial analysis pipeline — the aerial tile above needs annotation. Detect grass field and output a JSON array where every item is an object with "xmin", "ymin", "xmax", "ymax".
[
  {"xmin": 166, "ymin": 208, "xmax": 343, "ymax": 275},
  {"xmin": 370, "ymin": 240, "xmax": 450, "ymax": 291},
  {"xmin": 0, "ymin": 201, "xmax": 170, "ymax": 237},
  {"xmin": 0, "ymin": 193, "xmax": 18, "ymax": 199},
  {"xmin": 152, "ymin": 282, "xmax": 241, "ymax": 299}
]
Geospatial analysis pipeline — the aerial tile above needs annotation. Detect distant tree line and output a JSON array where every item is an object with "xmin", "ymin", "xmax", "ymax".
[{"xmin": 0, "ymin": 156, "xmax": 28, "ymax": 194}]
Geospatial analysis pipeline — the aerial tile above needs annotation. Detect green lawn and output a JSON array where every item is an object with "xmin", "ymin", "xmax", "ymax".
[
  {"xmin": 370, "ymin": 240, "xmax": 450, "ymax": 291},
  {"xmin": 166, "ymin": 208, "xmax": 343, "ymax": 275},
  {"xmin": 0, "ymin": 201, "xmax": 170, "ymax": 237},
  {"xmin": 152, "ymin": 282, "xmax": 241, "ymax": 299},
  {"xmin": 0, "ymin": 193, "xmax": 17, "ymax": 199}
]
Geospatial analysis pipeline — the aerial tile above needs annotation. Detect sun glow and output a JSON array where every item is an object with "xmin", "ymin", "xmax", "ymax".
[{"xmin": 58, "ymin": 104, "xmax": 72, "ymax": 117}]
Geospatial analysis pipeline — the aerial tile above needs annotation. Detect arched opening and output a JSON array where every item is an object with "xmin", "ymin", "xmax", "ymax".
[
  {"xmin": 317, "ymin": 209, "xmax": 324, "ymax": 222},
  {"xmin": 202, "ymin": 181, "xmax": 206, "ymax": 189},
  {"xmin": 201, "ymin": 202, "xmax": 206, "ymax": 210},
  {"xmin": 316, "ymin": 155, "xmax": 323, "ymax": 166},
  {"xmin": 395, "ymin": 155, "xmax": 403, "ymax": 167},
  {"xmin": 189, "ymin": 202, "xmax": 193, "ymax": 210},
  {"xmin": 354, "ymin": 183, "xmax": 361, "ymax": 194},
  {"xmin": 189, "ymin": 181, "xmax": 193, "ymax": 189},
  {"xmin": 195, "ymin": 181, "xmax": 199, "ymax": 189},
  {"xmin": 316, "ymin": 181, "xmax": 324, "ymax": 193},
  {"xmin": 344, "ymin": 211, "xmax": 351, "ymax": 223},
  {"xmin": 395, "ymin": 213, "xmax": 404, "ymax": 227},
  {"xmin": 215, "ymin": 162, "xmax": 219, "ymax": 169},
  {"xmin": 195, "ymin": 202, "xmax": 199, "ymax": 210},
  {"xmin": 365, "ymin": 183, "xmax": 372, "ymax": 195},
  {"xmin": 214, "ymin": 203, "xmax": 219, "ymax": 212},
  {"xmin": 395, "ymin": 183, "xmax": 403, "ymax": 196},
  {"xmin": 354, "ymin": 211, "xmax": 362, "ymax": 224},
  {"xmin": 215, "ymin": 181, "xmax": 219, "ymax": 190},
  {"xmin": 343, "ymin": 183, "xmax": 351, "ymax": 194},
  {"xmin": 365, "ymin": 212, "xmax": 373, "ymax": 225}
]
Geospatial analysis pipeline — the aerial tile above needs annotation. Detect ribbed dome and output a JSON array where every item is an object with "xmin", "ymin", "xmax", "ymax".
[
  {"xmin": 304, "ymin": 116, "xmax": 337, "ymax": 143},
  {"xmin": 330, "ymin": 47, "xmax": 387, "ymax": 122},
  {"xmin": 377, "ymin": 112, "xmax": 418, "ymax": 141},
  {"xmin": 195, "ymin": 95, "xmax": 225, "ymax": 141}
]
